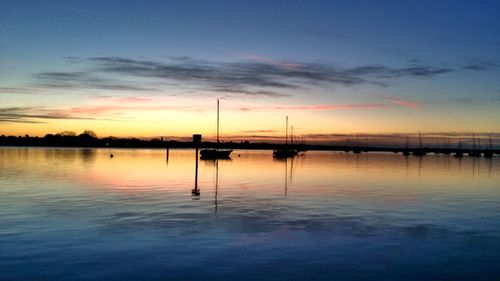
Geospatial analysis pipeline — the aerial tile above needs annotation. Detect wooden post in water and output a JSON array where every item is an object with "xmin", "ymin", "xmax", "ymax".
[
  {"xmin": 192, "ymin": 134, "xmax": 201, "ymax": 197},
  {"xmin": 166, "ymin": 146, "xmax": 169, "ymax": 163}
]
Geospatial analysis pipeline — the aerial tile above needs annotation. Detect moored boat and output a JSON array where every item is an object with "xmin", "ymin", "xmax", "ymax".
[{"xmin": 200, "ymin": 99, "xmax": 232, "ymax": 160}]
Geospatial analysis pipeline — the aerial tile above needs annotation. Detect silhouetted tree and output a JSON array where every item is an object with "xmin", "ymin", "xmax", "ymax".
[
  {"xmin": 81, "ymin": 130, "xmax": 97, "ymax": 138},
  {"xmin": 57, "ymin": 131, "xmax": 76, "ymax": 137}
]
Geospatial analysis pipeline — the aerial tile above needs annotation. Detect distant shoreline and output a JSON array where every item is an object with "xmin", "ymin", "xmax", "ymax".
[{"xmin": 1, "ymin": 138, "xmax": 498, "ymax": 156}]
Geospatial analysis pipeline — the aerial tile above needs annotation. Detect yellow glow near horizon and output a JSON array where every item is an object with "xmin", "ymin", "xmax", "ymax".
[{"xmin": 2, "ymin": 97, "xmax": 499, "ymax": 139}]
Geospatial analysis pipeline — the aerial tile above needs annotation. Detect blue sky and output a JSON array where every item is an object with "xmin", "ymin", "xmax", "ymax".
[{"xmin": 1, "ymin": 0, "xmax": 499, "ymax": 139}]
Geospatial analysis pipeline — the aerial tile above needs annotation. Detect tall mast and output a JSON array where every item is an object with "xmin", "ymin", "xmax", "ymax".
[
  {"xmin": 472, "ymin": 133, "xmax": 475, "ymax": 151},
  {"xmin": 286, "ymin": 116, "xmax": 288, "ymax": 145},
  {"xmin": 217, "ymin": 99, "xmax": 220, "ymax": 144},
  {"xmin": 419, "ymin": 132, "xmax": 423, "ymax": 149}
]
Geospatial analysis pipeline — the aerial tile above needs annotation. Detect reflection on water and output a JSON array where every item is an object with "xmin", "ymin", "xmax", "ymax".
[{"xmin": 0, "ymin": 147, "xmax": 499, "ymax": 281}]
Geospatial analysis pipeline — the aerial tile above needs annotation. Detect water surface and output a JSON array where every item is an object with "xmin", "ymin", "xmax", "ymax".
[{"xmin": 1, "ymin": 147, "xmax": 499, "ymax": 280}]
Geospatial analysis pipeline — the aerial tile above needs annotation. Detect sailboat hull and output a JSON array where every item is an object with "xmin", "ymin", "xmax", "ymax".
[
  {"xmin": 273, "ymin": 149, "xmax": 298, "ymax": 158},
  {"xmin": 200, "ymin": 149, "xmax": 232, "ymax": 159}
]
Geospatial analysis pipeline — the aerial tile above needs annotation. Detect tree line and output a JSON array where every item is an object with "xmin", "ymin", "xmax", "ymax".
[{"xmin": 0, "ymin": 130, "xmax": 300, "ymax": 150}]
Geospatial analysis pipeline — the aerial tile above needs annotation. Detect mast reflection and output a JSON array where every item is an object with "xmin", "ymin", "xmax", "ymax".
[{"xmin": 215, "ymin": 159, "xmax": 219, "ymax": 214}]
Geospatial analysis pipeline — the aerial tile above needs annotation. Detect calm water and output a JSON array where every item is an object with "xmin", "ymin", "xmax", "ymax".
[{"xmin": 1, "ymin": 147, "xmax": 499, "ymax": 280}]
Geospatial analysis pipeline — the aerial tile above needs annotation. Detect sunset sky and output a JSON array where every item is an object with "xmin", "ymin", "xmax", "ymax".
[{"xmin": 1, "ymin": 0, "xmax": 499, "ymax": 142}]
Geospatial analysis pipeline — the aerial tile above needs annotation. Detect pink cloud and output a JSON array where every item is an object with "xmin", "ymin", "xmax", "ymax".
[
  {"xmin": 272, "ymin": 104, "xmax": 389, "ymax": 110},
  {"xmin": 88, "ymin": 96, "xmax": 169, "ymax": 103},
  {"xmin": 237, "ymin": 103, "xmax": 389, "ymax": 112},
  {"xmin": 69, "ymin": 104, "xmax": 205, "ymax": 115}
]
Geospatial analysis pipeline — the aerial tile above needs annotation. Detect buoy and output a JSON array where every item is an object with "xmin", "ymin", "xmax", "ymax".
[{"xmin": 110, "ymin": 154, "xmax": 114, "ymax": 158}]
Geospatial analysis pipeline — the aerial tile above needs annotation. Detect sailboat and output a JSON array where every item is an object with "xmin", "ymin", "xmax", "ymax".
[
  {"xmin": 412, "ymin": 132, "xmax": 427, "ymax": 156},
  {"xmin": 484, "ymin": 133, "xmax": 494, "ymax": 158},
  {"xmin": 200, "ymin": 99, "xmax": 232, "ymax": 159},
  {"xmin": 469, "ymin": 133, "xmax": 481, "ymax": 157},
  {"xmin": 402, "ymin": 135, "xmax": 411, "ymax": 156},
  {"xmin": 454, "ymin": 138, "xmax": 464, "ymax": 158},
  {"xmin": 273, "ymin": 116, "xmax": 299, "ymax": 158}
]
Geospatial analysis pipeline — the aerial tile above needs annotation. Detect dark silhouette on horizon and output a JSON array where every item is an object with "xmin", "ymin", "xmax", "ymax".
[{"xmin": 1, "ymin": 131, "xmax": 498, "ymax": 158}]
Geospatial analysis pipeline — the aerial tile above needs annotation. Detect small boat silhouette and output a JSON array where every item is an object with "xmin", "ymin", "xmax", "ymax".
[
  {"xmin": 484, "ymin": 133, "xmax": 494, "ymax": 158},
  {"xmin": 454, "ymin": 139, "xmax": 464, "ymax": 158},
  {"xmin": 402, "ymin": 135, "xmax": 411, "ymax": 156},
  {"xmin": 412, "ymin": 132, "xmax": 427, "ymax": 156},
  {"xmin": 273, "ymin": 116, "xmax": 298, "ymax": 158}
]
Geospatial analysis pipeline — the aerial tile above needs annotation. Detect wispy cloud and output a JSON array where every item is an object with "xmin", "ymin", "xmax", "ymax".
[
  {"xmin": 36, "ymin": 72, "xmax": 157, "ymax": 92},
  {"xmin": 68, "ymin": 104, "xmax": 204, "ymax": 115},
  {"xmin": 236, "ymin": 53, "xmax": 305, "ymax": 71},
  {"xmin": 0, "ymin": 102, "xmax": 205, "ymax": 124},
  {"xmin": 235, "ymin": 96, "xmax": 420, "ymax": 112},
  {"xmin": 0, "ymin": 87, "xmax": 39, "ymax": 94},
  {"xmin": 269, "ymin": 104, "xmax": 389, "ymax": 111},
  {"xmin": 383, "ymin": 96, "xmax": 420, "ymax": 108},
  {"xmin": 90, "ymin": 96, "xmax": 154, "ymax": 103},
  {"xmin": 210, "ymin": 86, "xmax": 290, "ymax": 98},
  {"xmin": 237, "ymin": 103, "xmax": 387, "ymax": 112},
  {"xmin": 0, "ymin": 107, "xmax": 97, "ymax": 124},
  {"xmin": 89, "ymin": 56, "xmax": 452, "ymax": 87},
  {"xmin": 462, "ymin": 61, "xmax": 500, "ymax": 71},
  {"xmin": 29, "ymin": 56, "xmax": 454, "ymax": 99}
]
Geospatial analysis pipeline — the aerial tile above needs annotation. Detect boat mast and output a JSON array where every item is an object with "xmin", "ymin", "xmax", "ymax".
[
  {"xmin": 419, "ymin": 132, "xmax": 423, "ymax": 149},
  {"xmin": 286, "ymin": 116, "xmax": 288, "ymax": 145},
  {"xmin": 472, "ymin": 133, "xmax": 476, "ymax": 152},
  {"xmin": 217, "ymin": 99, "xmax": 220, "ymax": 144}
]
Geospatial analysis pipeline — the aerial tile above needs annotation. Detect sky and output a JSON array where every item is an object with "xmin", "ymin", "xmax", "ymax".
[{"xmin": 1, "ymin": 0, "xmax": 499, "ymax": 142}]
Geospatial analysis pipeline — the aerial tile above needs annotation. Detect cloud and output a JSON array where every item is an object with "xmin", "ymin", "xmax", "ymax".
[
  {"xmin": 0, "ymin": 107, "xmax": 97, "ymax": 124},
  {"xmin": 35, "ymin": 72, "xmax": 157, "ymax": 92},
  {"xmin": 0, "ymin": 101, "xmax": 213, "ymax": 124},
  {"xmin": 89, "ymin": 56, "xmax": 300, "ymax": 89},
  {"xmin": 268, "ymin": 104, "xmax": 389, "ymax": 111},
  {"xmin": 90, "ymin": 56, "xmax": 453, "ymax": 86},
  {"xmin": 462, "ymin": 61, "xmax": 500, "ymax": 71},
  {"xmin": 383, "ymin": 96, "xmax": 420, "ymax": 108},
  {"xmin": 0, "ymin": 87, "xmax": 39, "ymax": 94},
  {"xmin": 235, "ymin": 96, "xmax": 420, "ymax": 112},
  {"xmin": 388, "ymin": 66, "xmax": 452, "ymax": 77},
  {"xmin": 36, "ymin": 56, "xmax": 453, "ymax": 95},
  {"xmin": 68, "ymin": 104, "xmax": 204, "ymax": 115},
  {"xmin": 17, "ymin": 55, "xmax": 457, "ymax": 103},
  {"xmin": 236, "ymin": 53, "xmax": 305, "ymax": 71},
  {"xmin": 210, "ymin": 87, "xmax": 290, "ymax": 98},
  {"xmin": 90, "ymin": 96, "xmax": 153, "ymax": 103}
]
